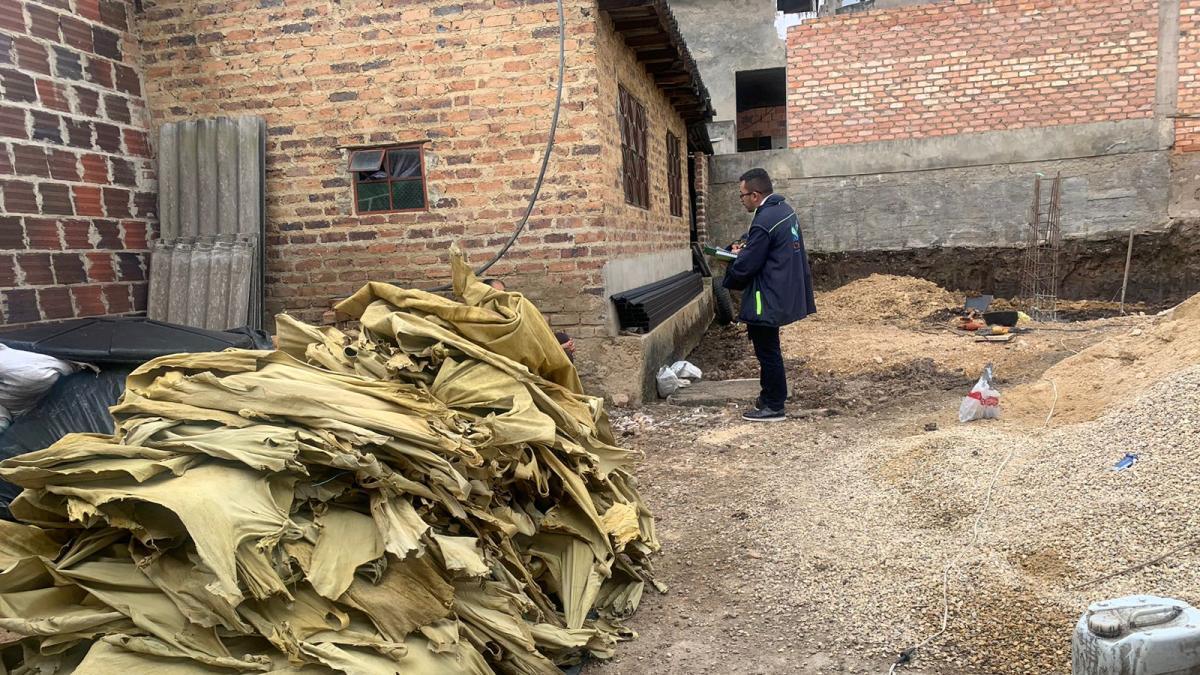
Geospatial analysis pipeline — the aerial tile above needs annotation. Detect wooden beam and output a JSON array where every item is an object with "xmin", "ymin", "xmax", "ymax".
[
  {"xmin": 612, "ymin": 16, "xmax": 663, "ymax": 31},
  {"xmin": 645, "ymin": 60, "xmax": 684, "ymax": 74},
  {"xmin": 633, "ymin": 49, "xmax": 677, "ymax": 63},
  {"xmin": 597, "ymin": 0, "xmax": 651, "ymax": 10},
  {"xmin": 623, "ymin": 33, "xmax": 672, "ymax": 48},
  {"xmin": 655, "ymin": 73, "xmax": 692, "ymax": 86}
]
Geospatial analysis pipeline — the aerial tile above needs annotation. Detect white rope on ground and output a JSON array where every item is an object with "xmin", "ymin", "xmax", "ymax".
[{"xmin": 889, "ymin": 379, "xmax": 1058, "ymax": 673}]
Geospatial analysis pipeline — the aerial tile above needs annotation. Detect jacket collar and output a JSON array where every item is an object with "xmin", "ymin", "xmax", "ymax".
[{"xmin": 756, "ymin": 193, "xmax": 785, "ymax": 210}]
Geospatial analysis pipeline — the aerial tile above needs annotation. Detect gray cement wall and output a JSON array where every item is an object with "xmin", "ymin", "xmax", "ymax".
[
  {"xmin": 707, "ymin": 119, "xmax": 1175, "ymax": 250},
  {"xmin": 669, "ymin": 0, "xmax": 785, "ymax": 124}
]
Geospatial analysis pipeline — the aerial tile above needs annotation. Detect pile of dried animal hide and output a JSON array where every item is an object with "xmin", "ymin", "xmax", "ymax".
[{"xmin": 0, "ymin": 250, "xmax": 659, "ymax": 674}]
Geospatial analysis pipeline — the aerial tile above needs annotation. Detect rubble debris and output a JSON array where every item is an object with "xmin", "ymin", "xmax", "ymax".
[{"xmin": 0, "ymin": 251, "xmax": 658, "ymax": 673}]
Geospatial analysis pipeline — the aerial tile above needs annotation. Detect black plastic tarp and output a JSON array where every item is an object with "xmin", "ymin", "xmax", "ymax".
[
  {"xmin": 0, "ymin": 317, "xmax": 274, "ymax": 518},
  {"xmin": 0, "ymin": 317, "xmax": 272, "ymax": 365},
  {"xmin": 0, "ymin": 367, "xmax": 132, "ymax": 518}
]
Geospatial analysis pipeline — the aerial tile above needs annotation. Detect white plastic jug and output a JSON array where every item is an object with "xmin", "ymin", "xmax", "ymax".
[{"xmin": 1072, "ymin": 595, "xmax": 1200, "ymax": 674}]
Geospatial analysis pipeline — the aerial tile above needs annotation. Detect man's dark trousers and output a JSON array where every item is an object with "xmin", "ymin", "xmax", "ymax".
[{"xmin": 747, "ymin": 324, "xmax": 786, "ymax": 410}]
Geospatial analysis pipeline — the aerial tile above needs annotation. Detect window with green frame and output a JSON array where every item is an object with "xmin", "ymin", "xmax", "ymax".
[{"xmin": 348, "ymin": 145, "xmax": 428, "ymax": 213}]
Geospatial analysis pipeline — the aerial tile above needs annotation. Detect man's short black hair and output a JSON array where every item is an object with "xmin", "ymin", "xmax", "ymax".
[{"xmin": 739, "ymin": 168, "xmax": 773, "ymax": 195}]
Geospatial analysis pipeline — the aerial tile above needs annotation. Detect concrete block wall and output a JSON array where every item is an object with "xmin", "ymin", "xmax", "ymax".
[
  {"xmin": 709, "ymin": 119, "xmax": 1172, "ymax": 253},
  {"xmin": 786, "ymin": 0, "xmax": 1159, "ymax": 148},
  {"xmin": 137, "ymin": 0, "xmax": 694, "ymax": 336},
  {"xmin": 0, "ymin": 0, "xmax": 154, "ymax": 326}
]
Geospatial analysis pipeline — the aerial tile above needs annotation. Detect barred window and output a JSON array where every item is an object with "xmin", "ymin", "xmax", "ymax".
[
  {"xmin": 619, "ymin": 85, "xmax": 649, "ymax": 210},
  {"xmin": 667, "ymin": 132, "xmax": 682, "ymax": 217},
  {"xmin": 347, "ymin": 144, "xmax": 427, "ymax": 214}
]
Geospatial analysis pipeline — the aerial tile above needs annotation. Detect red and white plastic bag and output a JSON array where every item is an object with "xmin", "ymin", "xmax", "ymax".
[{"xmin": 958, "ymin": 363, "xmax": 1000, "ymax": 423}]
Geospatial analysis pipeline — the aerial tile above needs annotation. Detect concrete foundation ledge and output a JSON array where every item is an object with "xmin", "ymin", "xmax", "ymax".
[{"xmin": 576, "ymin": 279, "xmax": 715, "ymax": 405}]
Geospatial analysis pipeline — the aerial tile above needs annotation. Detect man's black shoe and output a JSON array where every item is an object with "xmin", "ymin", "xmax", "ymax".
[{"xmin": 742, "ymin": 406, "xmax": 786, "ymax": 422}]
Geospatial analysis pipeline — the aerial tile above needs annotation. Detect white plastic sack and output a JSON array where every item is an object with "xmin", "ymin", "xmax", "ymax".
[
  {"xmin": 958, "ymin": 363, "xmax": 1001, "ymax": 423},
  {"xmin": 670, "ymin": 360, "xmax": 702, "ymax": 382},
  {"xmin": 656, "ymin": 366, "xmax": 688, "ymax": 398},
  {"xmin": 0, "ymin": 345, "xmax": 80, "ymax": 427}
]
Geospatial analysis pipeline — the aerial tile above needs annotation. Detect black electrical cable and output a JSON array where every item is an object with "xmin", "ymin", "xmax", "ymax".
[{"xmin": 417, "ymin": 0, "xmax": 566, "ymax": 293}]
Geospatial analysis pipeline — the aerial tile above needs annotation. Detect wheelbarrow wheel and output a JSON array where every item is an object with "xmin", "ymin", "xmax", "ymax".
[{"xmin": 713, "ymin": 270, "xmax": 735, "ymax": 325}]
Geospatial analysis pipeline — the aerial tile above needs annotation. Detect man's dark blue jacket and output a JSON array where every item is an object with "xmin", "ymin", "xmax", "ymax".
[{"xmin": 722, "ymin": 194, "xmax": 817, "ymax": 327}]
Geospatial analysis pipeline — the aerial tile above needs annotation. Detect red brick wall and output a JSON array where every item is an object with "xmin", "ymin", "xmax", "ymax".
[
  {"xmin": 787, "ymin": 0, "xmax": 1158, "ymax": 148},
  {"xmin": 737, "ymin": 105, "xmax": 786, "ymax": 144},
  {"xmin": 592, "ymin": 9, "xmax": 691, "ymax": 265},
  {"xmin": 137, "ymin": 0, "xmax": 695, "ymax": 334},
  {"xmin": 1178, "ymin": 0, "xmax": 1200, "ymax": 151},
  {"xmin": 1, "ymin": 0, "xmax": 154, "ymax": 326}
]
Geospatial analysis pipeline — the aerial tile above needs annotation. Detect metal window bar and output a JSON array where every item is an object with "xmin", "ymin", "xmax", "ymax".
[
  {"xmin": 619, "ymin": 85, "xmax": 649, "ymax": 209},
  {"xmin": 1020, "ymin": 173, "xmax": 1062, "ymax": 322}
]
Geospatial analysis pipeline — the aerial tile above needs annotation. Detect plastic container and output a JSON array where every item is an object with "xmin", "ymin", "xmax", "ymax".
[{"xmin": 1073, "ymin": 595, "xmax": 1200, "ymax": 674}]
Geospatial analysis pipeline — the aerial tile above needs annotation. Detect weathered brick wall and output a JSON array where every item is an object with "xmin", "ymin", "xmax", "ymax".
[
  {"xmin": 1, "ymin": 0, "xmax": 154, "ymax": 325},
  {"xmin": 737, "ymin": 105, "xmax": 785, "ymax": 144},
  {"xmin": 592, "ymin": 9, "xmax": 691, "ymax": 265},
  {"xmin": 787, "ymin": 0, "xmax": 1158, "ymax": 148},
  {"xmin": 692, "ymin": 151, "xmax": 708, "ymax": 244},
  {"xmin": 1177, "ymin": 0, "xmax": 1200, "ymax": 151},
  {"xmin": 137, "ymin": 0, "xmax": 695, "ymax": 333}
]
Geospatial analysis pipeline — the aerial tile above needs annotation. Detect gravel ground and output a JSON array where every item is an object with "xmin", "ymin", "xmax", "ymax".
[{"xmin": 584, "ymin": 365, "xmax": 1200, "ymax": 675}]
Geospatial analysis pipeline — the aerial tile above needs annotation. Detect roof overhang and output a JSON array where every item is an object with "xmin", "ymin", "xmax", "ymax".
[{"xmin": 599, "ymin": 0, "xmax": 716, "ymax": 154}]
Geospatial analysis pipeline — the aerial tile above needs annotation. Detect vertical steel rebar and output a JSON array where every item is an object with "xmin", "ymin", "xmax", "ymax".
[{"xmin": 1022, "ymin": 173, "xmax": 1062, "ymax": 322}]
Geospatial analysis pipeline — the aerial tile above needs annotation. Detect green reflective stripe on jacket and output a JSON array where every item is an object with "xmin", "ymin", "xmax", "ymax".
[{"xmin": 755, "ymin": 290, "xmax": 763, "ymax": 316}]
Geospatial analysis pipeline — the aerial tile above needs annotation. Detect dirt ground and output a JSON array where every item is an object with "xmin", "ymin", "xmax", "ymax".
[{"xmin": 586, "ymin": 276, "xmax": 1200, "ymax": 675}]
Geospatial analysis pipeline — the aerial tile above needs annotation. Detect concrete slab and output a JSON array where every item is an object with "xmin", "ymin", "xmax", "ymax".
[{"xmin": 667, "ymin": 378, "xmax": 763, "ymax": 406}]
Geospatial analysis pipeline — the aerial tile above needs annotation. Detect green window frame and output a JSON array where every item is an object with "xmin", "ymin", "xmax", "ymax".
[{"xmin": 348, "ymin": 144, "xmax": 428, "ymax": 214}]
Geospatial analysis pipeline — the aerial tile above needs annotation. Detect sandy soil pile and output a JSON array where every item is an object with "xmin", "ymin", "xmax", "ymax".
[
  {"xmin": 810, "ymin": 273, "xmax": 960, "ymax": 324},
  {"xmin": 1006, "ymin": 292, "xmax": 1200, "ymax": 425}
]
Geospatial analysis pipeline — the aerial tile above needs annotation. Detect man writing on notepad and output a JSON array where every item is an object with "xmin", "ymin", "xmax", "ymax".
[{"xmin": 723, "ymin": 168, "xmax": 816, "ymax": 422}]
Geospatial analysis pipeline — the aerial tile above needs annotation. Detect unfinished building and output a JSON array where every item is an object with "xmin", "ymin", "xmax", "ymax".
[{"xmin": 674, "ymin": 0, "xmax": 1200, "ymax": 307}]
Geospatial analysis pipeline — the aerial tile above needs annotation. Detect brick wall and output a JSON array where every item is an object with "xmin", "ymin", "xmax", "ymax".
[
  {"xmin": 1, "ymin": 0, "xmax": 154, "ymax": 326},
  {"xmin": 1178, "ymin": 0, "xmax": 1200, "ymax": 152},
  {"xmin": 692, "ymin": 151, "xmax": 708, "ymax": 244},
  {"xmin": 787, "ymin": 0, "xmax": 1158, "ymax": 148},
  {"xmin": 737, "ymin": 105, "xmax": 786, "ymax": 144},
  {"xmin": 592, "ymin": 8, "xmax": 691, "ymax": 262},
  {"xmin": 137, "ymin": 0, "xmax": 695, "ymax": 335}
]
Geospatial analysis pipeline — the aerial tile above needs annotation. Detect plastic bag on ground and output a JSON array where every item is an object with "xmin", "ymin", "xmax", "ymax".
[
  {"xmin": 959, "ymin": 363, "xmax": 1001, "ymax": 422},
  {"xmin": 670, "ymin": 360, "xmax": 702, "ymax": 381},
  {"xmin": 0, "ymin": 345, "xmax": 80, "ymax": 432},
  {"xmin": 657, "ymin": 366, "xmax": 688, "ymax": 397}
]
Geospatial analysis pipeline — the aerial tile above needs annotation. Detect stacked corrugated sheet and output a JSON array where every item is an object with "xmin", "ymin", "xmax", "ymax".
[
  {"xmin": 611, "ymin": 271, "xmax": 703, "ymax": 332},
  {"xmin": 148, "ymin": 116, "xmax": 266, "ymax": 331},
  {"xmin": 0, "ymin": 252, "xmax": 659, "ymax": 674}
]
